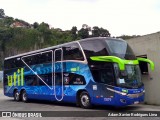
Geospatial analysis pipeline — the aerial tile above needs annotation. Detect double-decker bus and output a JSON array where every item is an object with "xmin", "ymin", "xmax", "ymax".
[{"xmin": 3, "ymin": 37, "xmax": 154, "ymax": 108}]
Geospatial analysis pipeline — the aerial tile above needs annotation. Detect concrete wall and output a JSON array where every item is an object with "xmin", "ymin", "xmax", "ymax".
[{"xmin": 126, "ymin": 32, "xmax": 160, "ymax": 105}]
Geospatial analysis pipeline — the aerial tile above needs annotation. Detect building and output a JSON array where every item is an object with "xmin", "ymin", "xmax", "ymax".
[
  {"xmin": 10, "ymin": 21, "xmax": 29, "ymax": 28},
  {"xmin": 126, "ymin": 32, "xmax": 160, "ymax": 105}
]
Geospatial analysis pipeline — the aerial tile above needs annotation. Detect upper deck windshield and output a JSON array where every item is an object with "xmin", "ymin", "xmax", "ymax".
[
  {"xmin": 105, "ymin": 39, "xmax": 136, "ymax": 60},
  {"xmin": 79, "ymin": 38, "xmax": 136, "ymax": 60}
]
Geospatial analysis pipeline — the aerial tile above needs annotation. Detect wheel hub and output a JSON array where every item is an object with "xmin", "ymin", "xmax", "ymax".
[
  {"xmin": 81, "ymin": 95, "xmax": 89, "ymax": 107},
  {"xmin": 15, "ymin": 92, "xmax": 19, "ymax": 100}
]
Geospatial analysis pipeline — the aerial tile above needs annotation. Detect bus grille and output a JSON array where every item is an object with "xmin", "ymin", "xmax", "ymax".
[{"xmin": 127, "ymin": 92, "xmax": 144, "ymax": 98}]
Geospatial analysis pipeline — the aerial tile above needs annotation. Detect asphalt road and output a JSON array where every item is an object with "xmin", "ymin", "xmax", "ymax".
[{"xmin": 0, "ymin": 89, "xmax": 160, "ymax": 120}]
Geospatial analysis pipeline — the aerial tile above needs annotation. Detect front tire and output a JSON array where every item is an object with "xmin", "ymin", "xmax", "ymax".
[
  {"xmin": 79, "ymin": 91, "xmax": 92, "ymax": 109},
  {"xmin": 22, "ymin": 90, "xmax": 28, "ymax": 102},
  {"xmin": 14, "ymin": 90, "xmax": 20, "ymax": 101}
]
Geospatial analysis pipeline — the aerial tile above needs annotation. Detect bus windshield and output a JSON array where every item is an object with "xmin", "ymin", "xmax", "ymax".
[
  {"xmin": 105, "ymin": 39, "xmax": 136, "ymax": 60},
  {"xmin": 115, "ymin": 64, "xmax": 142, "ymax": 89}
]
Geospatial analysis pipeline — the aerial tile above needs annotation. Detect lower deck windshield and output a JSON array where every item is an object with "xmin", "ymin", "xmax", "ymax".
[
  {"xmin": 115, "ymin": 64, "xmax": 143, "ymax": 89},
  {"xmin": 90, "ymin": 61, "xmax": 143, "ymax": 89}
]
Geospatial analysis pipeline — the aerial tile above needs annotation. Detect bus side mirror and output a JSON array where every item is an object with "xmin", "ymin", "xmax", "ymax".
[
  {"xmin": 90, "ymin": 56, "xmax": 125, "ymax": 70},
  {"xmin": 137, "ymin": 57, "xmax": 154, "ymax": 71}
]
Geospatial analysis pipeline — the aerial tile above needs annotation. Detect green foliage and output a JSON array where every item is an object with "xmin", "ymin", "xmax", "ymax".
[
  {"xmin": 0, "ymin": 8, "xmax": 5, "ymax": 18},
  {"xmin": 33, "ymin": 22, "xmax": 39, "ymax": 29},
  {"xmin": 71, "ymin": 26, "xmax": 77, "ymax": 40},
  {"xmin": 3, "ymin": 17, "xmax": 14, "ymax": 26},
  {"xmin": 116, "ymin": 35, "xmax": 141, "ymax": 40},
  {"xmin": 78, "ymin": 28, "xmax": 89, "ymax": 39},
  {"xmin": 92, "ymin": 26, "xmax": 100, "ymax": 37},
  {"xmin": 0, "ymin": 10, "xmax": 112, "ymax": 70}
]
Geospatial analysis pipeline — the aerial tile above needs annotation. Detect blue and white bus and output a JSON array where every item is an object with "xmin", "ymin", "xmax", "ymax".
[{"xmin": 3, "ymin": 37, "xmax": 154, "ymax": 108}]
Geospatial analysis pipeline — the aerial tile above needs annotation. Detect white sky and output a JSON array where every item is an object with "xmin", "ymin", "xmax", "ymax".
[{"xmin": 1, "ymin": 0, "xmax": 160, "ymax": 36}]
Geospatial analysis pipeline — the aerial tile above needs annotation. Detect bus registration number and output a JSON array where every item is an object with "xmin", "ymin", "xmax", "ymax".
[{"xmin": 104, "ymin": 98, "xmax": 112, "ymax": 101}]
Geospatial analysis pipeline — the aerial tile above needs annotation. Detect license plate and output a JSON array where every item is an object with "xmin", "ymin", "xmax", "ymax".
[{"xmin": 134, "ymin": 101, "xmax": 139, "ymax": 104}]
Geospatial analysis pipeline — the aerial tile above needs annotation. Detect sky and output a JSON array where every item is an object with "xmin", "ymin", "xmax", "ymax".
[{"xmin": 1, "ymin": 0, "xmax": 160, "ymax": 36}]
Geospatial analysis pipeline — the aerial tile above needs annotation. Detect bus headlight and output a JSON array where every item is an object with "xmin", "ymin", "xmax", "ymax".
[
  {"xmin": 121, "ymin": 92, "xmax": 127, "ymax": 96},
  {"xmin": 107, "ymin": 88, "xmax": 127, "ymax": 96}
]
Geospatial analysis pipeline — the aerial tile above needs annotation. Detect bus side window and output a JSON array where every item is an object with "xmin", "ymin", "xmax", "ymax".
[
  {"xmin": 69, "ymin": 73, "xmax": 86, "ymax": 85},
  {"xmin": 25, "ymin": 76, "xmax": 37, "ymax": 86},
  {"xmin": 4, "ymin": 60, "xmax": 9, "ymax": 70},
  {"xmin": 92, "ymin": 68, "xmax": 114, "ymax": 85},
  {"xmin": 55, "ymin": 49, "xmax": 63, "ymax": 61},
  {"xmin": 23, "ymin": 57, "xmax": 32, "ymax": 66},
  {"xmin": 100, "ymin": 69, "xmax": 114, "ymax": 85},
  {"xmin": 63, "ymin": 43, "xmax": 84, "ymax": 61},
  {"xmin": 80, "ymin": 40, "xmax": 109, "ymax": 59},
  {"xmin": 45, "ymin": 53, "xmax": 52, "ymax": 62},
  {"xmin": 38, "ymin": 74, "xmax": 52, "ymax": 86}
]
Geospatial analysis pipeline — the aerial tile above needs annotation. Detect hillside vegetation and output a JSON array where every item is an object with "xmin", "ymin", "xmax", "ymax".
[{"xmin": 0, "ymin": 9, "xmax": 140, "ymax": 70}]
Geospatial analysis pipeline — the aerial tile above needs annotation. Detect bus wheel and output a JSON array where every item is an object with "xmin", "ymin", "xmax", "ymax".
[
  {"xmin": 14, "ymin": 90, "xmax": 20, "ymax": 101},
  {"xmin": 79, "ymin": 91, "xmax": 92, "ymax": 109},
  {"xmin": 22, "ymin": 90, "xmax": 28, "ymax": 102}
]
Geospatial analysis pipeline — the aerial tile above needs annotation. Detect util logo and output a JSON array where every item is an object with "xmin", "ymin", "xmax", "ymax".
[{"xmin": 7, "ymin": 68, "xmax": 24, "ymax": 86}]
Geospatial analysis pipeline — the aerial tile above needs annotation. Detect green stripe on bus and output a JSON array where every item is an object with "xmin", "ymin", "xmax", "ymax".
[
  {"xmin": 14, "ymin": 73, "xmax": 16, "ymax": 86},
  {"xmin": 21, "ymin": 68, "xmax": 24, "ymax": 86},
  {"xmin": 18, "ymin": 69, "xmax": 20, "ymax": 86},
  {"xmin": 8, "ymin": 76, "xmax": 12, "ymax": 86},
  {"xmin": 90, "ymin": 56, "xmax": 139, "ymax": 71}
]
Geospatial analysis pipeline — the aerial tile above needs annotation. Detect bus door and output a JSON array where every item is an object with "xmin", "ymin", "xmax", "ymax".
[
  {"xmin": 91, "ymin": 63, "xmax": 115, "ymax": 102},
  {"xmin": 54, "ymin": 48, "xmax": 64, "ymax": 101}
]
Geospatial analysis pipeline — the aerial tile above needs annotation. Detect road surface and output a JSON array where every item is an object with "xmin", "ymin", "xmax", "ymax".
[{"xmin": 0, "ymin": 89, "xmax": 160, "ymax": 120}]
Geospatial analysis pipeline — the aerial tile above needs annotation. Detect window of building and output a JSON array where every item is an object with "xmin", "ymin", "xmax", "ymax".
[{"xmin": 137, "ymin": 55, "xmax": 149, "ymax": 75}]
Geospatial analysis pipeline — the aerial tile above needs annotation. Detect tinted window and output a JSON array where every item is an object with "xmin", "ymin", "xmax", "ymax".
[
  {"xmin": 90, "ymin": 62, "xmax": 115, "ymax": 85},
  {"xmin": 80, "ymin": 40, "xmax": 109, "ymax": 59},
  {"xmin": 25, "ymin": 76, "xmax": 38, "ymax": 86},
  {"xmin": 4, "ymin": 58, "xmax": 24, "ymax": 70},
  {"xmin": 64, "ymin": 73, "xmax": 86, "ymax": 85},
  {"xmin": 63, "ymin": 43, "xmax": 84, "ymax": 61},
  {"xmin": 55, "ymin": 73, "xmax": 63, "ymax": 85},
  {"xmin": 4, "ymin": 60, "xmax": 11, "ymax": 70},
  {"xmin": 22, "ymin": 51, "xmax": 53, "ymax": 65},
  {"xmin": 38, "ymin": 74, "xmax": 52, "ymax": 86},
  {"xmin": 105, "ymin": 39, "xmax": 136, "ymax": 60},
  {"xmin": 54, "ymin": 49, "xmax": 62, "ymax": 61},
  {"xmin": 92, "ymin": 68, "xmax": 115, "ymax": 85}
]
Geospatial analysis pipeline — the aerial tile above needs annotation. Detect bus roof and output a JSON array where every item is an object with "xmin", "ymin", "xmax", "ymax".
[{"xmin": 4, "ymin": 37, "xmax": 125, "ymax": 60}]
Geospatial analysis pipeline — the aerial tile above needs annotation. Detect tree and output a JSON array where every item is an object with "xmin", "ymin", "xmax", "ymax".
[
  {"xmin": 116, "ymin": 35, "xmax": 141, "ymax": 40},
  {"xmin": 78, "ymin": 24, "xmax": 91, "ymax": 39},
  {"xmin": 4, "ymin": 17, "xmax": 14, "ymax": 26},
  {"xmin": 99, "ymin": 27, "xmax": 110, "ymax": 37},
  {"xmin": 78, "ymin": 28, "xmax": 89, "ymax": 39},
  {"xmin": 92, "ymin": 26, "xmax": 100, "ymax": 37},
  {"xmin": 33, "ymin": 22, "xmax": 39, "ymax": 29},
  {"xmin": 71, "ymin": 26, "xmax": 77, "ymax": 40},
  {"xmin": 37, "ymin": 22, "xmax": 52, "ymax": 47},
  {"xmin": 0, "ymin": 9, "xmax": 5, "ymax": 18}
]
